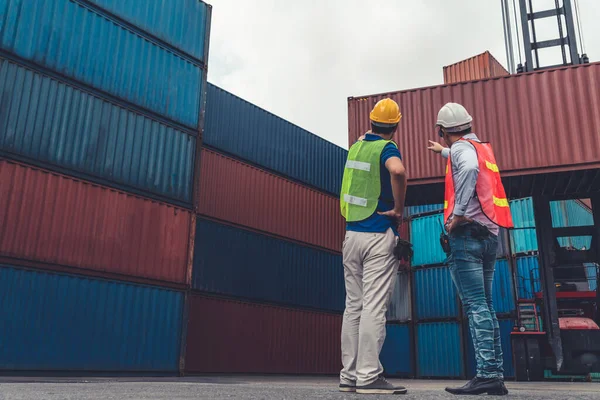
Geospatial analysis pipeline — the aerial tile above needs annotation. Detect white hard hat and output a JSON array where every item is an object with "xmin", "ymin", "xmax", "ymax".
[{"xmin": 436, "ymin": 102, "xmax": 473, "ymax": 132}]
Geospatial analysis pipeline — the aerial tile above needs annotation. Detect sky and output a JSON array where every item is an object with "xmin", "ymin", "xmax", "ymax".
[{"xmin": 206, "ymin": 0, "xmax": 599, "ymax": 149}]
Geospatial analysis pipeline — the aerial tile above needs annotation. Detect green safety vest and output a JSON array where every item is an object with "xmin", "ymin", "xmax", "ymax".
[{"xmin": 340, "ymin": 139, "xmax": 397, "ymax": 222}]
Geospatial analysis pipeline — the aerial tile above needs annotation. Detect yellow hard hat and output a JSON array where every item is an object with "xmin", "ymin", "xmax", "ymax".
[{"xmin": 370, "ymin": 98, "xmax": 401, "ymax": 126}]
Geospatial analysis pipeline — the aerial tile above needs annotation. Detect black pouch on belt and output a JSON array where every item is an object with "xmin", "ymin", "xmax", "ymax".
[
  {"xmin": 394, "ymin": 238, "xmax": 414, "ymax": 262},
  {"xmin": 438, "ymin": 219, "xmax": 451, "ymax": 254}
]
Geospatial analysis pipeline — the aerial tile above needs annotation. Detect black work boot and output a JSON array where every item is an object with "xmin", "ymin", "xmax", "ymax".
[
  {"xmin": 499, "ymin": 379, "xmax": 509, "ymax": 395},
  {"xmin": 445, "ymin": 377, "xmax": 506, "ymax": 396},
  {"xmin": 356, "ymin": 376, "xmax": 407, "ymax": 395}
]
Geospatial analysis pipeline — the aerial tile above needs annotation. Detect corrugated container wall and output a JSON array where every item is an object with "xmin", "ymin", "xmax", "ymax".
[
  {"xmin": 185, "ymin": 295, "xmax": 342, "ymax": 374},
  {"xmin": 410, "ymin": 214, "xmax": 447, "ymax": 267},
  {"xmin": 193, "ymin": 218, "xmax": 345, "ymax": 312},
  {"xmin": 204, "ymin": 84, "xmax": 347, "ymax": 195},
  {"xmin": 0, "ymin": 160, "xmax": 193, "ymax": 285},
  {"xmin": 387, "ymin": 271, "xmax": 412, "ymax": 322},
  {"xmin": 86, "ymin": 0, "xmax": 211, "ymax": 62},
  {"xmin": 381, "ymin": 324, "xmax": 413, "ymax": 377},
  {"xmin": 466, "ymin": 319, "xmax": 515, "ymax": 378},
  {"xmin": 0, "ymin": 265, "xmax": 183, "ymax": 372},
  {"xmin": 1, "ymin": 0, "xmax": 205, "ymax": 128},
  {"xmin": 491, "ymin": 260, "xmax": 516, "ymax": 314},
  {"xmin": 406, "ymin": 204, "xmax": 443, "ymax": 217},
  {"xmin": 348, "ymin": 63, "xmax": 600, "ymax": 183},
  {"xmin": 516, "ymin": 256, "xmax": 541, "ymax": 299},
  {"xmin": 417, "ymin": 322, "xmax": 464, "ymax": 378},
  {"xmin": 414, "ymin": 266, "xmax": 459, "ymax": 320},
  {"xmin": 197, "ymin": 149, "xmax": 344, "ymax": 252},
  {"xmin": 0, "ymin": 57, "xmax": 196, "ymax": 206},
  {"xmin": 443, "ymin": 51, "xmax": 509, "ymax": 84}
]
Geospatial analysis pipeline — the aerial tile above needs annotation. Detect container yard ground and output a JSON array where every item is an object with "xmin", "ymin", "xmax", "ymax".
[{"xmin": 0, "ymin": 376, "xmax": 598, "ymax": 400}]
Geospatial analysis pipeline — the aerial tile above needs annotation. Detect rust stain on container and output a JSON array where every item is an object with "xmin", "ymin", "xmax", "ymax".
[
  {"xmin": 348, "ymin": 63, "xmax": 600, "ymax": 185},
  {"xmin": 443, "ymin": 51, "xmax": 509, "ymax": 84},
  {"xmin": 197, "ymin": 149, "xmax": 344, "ymax": 253},
  {"xmin": 185, "ymin": 294, "xmax": 342, "ymax": 374},
  {"xmin": 0, "ymin": 160, "xmax": 193, "ymax": 285}
]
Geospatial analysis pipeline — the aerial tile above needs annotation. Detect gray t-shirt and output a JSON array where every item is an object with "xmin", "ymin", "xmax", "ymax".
[{"xmin": 441, "ymin": 133, "xmax": 500, "ymax": 236}]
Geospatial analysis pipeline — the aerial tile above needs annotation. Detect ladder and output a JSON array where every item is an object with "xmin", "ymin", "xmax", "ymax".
[{"xmin": 517, "ymin": 301, "xmax": 541, "ymax": 332}]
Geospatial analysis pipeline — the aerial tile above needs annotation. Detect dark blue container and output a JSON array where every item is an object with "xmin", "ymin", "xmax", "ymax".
[
  {"xmin": 466, "ymin": 318, "xmax": 515, "ymax": 378},
  {"xmin": 416, "ymin": 322, "xmax": 464, "ymax": 378},
  {"xmin": 86, "ymin": 0, "xmax": 211, "ymax": 62},
  {"xmin": 1, "ymin": 0, "xmax": 204, "ymax": 128},
  {"xmin": 203, "ymin": 84, "xmax": 348, "ymax": 195},
  {"xmin": 414, "ymin": 266, "xmax": 459, "ymax": 320},
  {"xmin": 381, "ymin": 324, "xmax": 412, "ymax": 376},
  {"xmin": 193, "ymin": 218, "xmax": 345, "ymax": 312},
  {"xmin": 515, "ymin": 256, "xmax": 541, "ymax": 299},
  {"xmin": 492, "ymin": 259, "xmax": 516, "ymax": 314},
  {"xmin": 0, "ymin": 264, "xmax": 183, "ymax": 372},
  {"xmin": 0, "ymin": 57, "xmax": 196, "ymax": 205}
]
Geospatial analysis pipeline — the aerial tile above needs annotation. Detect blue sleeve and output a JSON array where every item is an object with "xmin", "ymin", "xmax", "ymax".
[{"xmin": 381, "ymin": 143, "xmax": 402, "ymax": 167}]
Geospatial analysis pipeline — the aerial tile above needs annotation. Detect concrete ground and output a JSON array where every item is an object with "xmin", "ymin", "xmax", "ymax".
[{"xmin": 0, "ymin": 376, "xmax": 598, "ymax": 400}]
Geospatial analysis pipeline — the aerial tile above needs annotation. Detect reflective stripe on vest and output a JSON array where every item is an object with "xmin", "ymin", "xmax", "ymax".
[
  {"xmin": 340, "ymin": 138, "xmax": 397, "ymax": 222},
  {"xmin": 444, "ymin": 139, "xmax": 514, "ymax": 229}
]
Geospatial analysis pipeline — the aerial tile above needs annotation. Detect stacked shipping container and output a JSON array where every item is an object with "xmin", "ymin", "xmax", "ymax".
[
  {"xmin": 0, "ymin": 0, "xmax": 211, "ymax": 373},
  {"xmin": 186, "ymin": 84, "xmax": 349, "ymax": 374}
]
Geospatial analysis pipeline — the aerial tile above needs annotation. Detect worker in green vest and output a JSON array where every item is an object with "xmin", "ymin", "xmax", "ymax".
[{"xmin": 339, "ymin": 98, "xmax": 408, "ymax": 395}]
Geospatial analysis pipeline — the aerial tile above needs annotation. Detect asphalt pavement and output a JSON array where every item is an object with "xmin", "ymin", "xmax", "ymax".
[{"xmin": 0, "ymin": 376, "xmax": 598, "ymax": 399}]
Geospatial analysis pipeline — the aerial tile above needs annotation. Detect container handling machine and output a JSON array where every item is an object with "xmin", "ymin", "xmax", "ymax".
[
  {"xmin": 511, "ymin": 196, "xmax": 600, "ymax": 381},
  {"xmin": 498, "ymin": 0, "xmax": 598, "ymax": 381}
]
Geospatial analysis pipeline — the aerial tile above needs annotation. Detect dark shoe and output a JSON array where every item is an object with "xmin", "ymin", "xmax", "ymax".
[
  {"xmin": 339, "ymin": 382, "xmax": 356, "ymax": 392},
  {"xmin": 445, "ymin": 377, "xmax": 505, "ymax": 396},
  {"xmin": 356, "ymin": 376, "xmax": 407, "ymax": 395},
  {"xmin": 499, "ymin": 380, "xmax": 509, "ymax": 395}
]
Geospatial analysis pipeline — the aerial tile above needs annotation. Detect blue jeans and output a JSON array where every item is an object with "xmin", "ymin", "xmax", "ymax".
[{"xmin": 448, "ymin": 225, "xmax": 503, "ymax": 379}]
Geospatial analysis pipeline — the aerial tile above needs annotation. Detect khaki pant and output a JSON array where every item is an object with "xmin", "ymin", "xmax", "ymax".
[{"xmin": 340, "ymin": 229, "xmax": 398, "ymax": 386}]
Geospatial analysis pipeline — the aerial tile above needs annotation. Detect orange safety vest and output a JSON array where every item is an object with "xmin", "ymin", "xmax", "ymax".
[{"xmin": 444, "ymin": 139, "xmax": 514, "ymax": 228}]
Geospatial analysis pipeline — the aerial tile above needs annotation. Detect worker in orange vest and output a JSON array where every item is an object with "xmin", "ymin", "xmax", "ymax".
[{"xmin": 428, "ymin": 103, "xmax": 513, "ymax": 396}]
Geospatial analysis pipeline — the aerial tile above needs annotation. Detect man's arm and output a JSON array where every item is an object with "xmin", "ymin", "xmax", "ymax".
[
  {"xmin": 450, "ymin": 142, "xmax": 478, "ymax": 217},
  {"xmin": 378, "ymin": 156, "xmax": 407, "ymax": 219}
]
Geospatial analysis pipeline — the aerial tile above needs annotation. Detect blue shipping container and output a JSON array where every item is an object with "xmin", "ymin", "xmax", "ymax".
[
  {"xmin": 1, "ymin": 0, "xmax": 204, "ymax": 128},
  {"xmin": 193, "ymin": 218, "xmax": 345, "ymax": 312},
  {"xmin": 551, "ymin": 200, "xmax": 593, "ymax": 228},
  {"xmin": 515, "ymin": 256, "xmax": 541, "ymax": 299},
  {"xmin": 466, "ymin": 319, "xmax": 515, "ymax": 378},
  {"xmin": 87, "ymin": 0, "xmax": 211, "ymax": 62},
  {"xmin": 410, "ymin": 213, "xmax": 447, "ymax": 267},
  {"xmin": 414, "ymin": 266, "xmax": 459, "ymax": 320},
  {"xmin": 417, "ymin": 322, "xmax": 464, "ymax": 378},
  {"xmin": 585, "ymin": 263, "xmax": 598, "ymax": 291},
  {"xmin": 381, "ymin": 324, "xmax": 412, "ymax": 376},
  {"xmin": 510, "ymin": 228, "xmax": 538, "ymax": 254},
  {"xmin": 510, "ymin": 198, "xmax": 535, "ymax": 228},
  {"xmin": 203, "ymin": 84, "xmax": 347, "ymax": 195},
  {"xmin": 492, "ymin": 259, "xmax": 516, "ymax": 314},
  {"xmin": 387, "ymin": 271, "xmax": 412, "ymax": 322},
  {"xmin": 0, "ymin": 57, "xmax": 195, "ymax": 205},
  {"xmin": 405, "ymin": 204, "xmax": 443, "ymax": 217},
  {"xmin": 0, "ymin": 264, "xmax": 183, "ymax": 371}
]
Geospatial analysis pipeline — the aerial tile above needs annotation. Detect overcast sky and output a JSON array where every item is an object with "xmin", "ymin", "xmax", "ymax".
[{"xmin": 206, "ymin": 0, "xmax": 599, "ymax": 149}]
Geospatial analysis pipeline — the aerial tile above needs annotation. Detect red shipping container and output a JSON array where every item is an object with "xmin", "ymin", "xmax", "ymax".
[
  {"xmin": 443, "ymin": 51, "xmax": 509, "ymax": 84},
  {"xmin": 197, "ymin": 148, "xmax": 344, "ymax": 252},
  {"xmin": 185, "ymin": 294, "xmax": 342, "ymax": 374},
  {"xmin": 348, "ymin": 62, "xmax": 600, "ymax": 185},
  {"xmin": 0, "ymin": 160, "xmax": 193, "ymax": 285}
]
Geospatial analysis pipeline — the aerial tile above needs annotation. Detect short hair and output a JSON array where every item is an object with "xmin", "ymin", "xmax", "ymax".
[
  {"xmin": 447, "ymin": 126, "xmax": 472, "ymax": 136},
  {"xmin": 371, "ymin": 122, "xmax": 398, "ymax": 135}
]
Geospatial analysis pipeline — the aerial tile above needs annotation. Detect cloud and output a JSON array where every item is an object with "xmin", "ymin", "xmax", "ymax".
[{"xmin": 207, "ymin": 0, "xmax": 599, "ymax": 149}]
